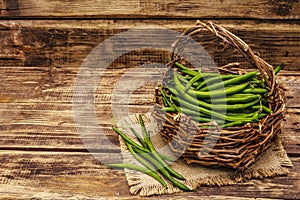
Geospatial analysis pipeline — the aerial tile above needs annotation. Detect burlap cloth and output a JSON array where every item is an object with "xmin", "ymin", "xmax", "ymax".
[{"xmin": 117, "ymin": 113, "xmax": 293, "ymax": 196}]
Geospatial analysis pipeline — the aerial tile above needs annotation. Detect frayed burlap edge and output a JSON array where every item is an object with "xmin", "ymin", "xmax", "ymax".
[{"xmin": 117, "ymin": 113, "xmax": 293, "ymax": 197}]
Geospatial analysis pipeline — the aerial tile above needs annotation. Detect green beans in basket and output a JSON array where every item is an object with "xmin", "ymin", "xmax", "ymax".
[
  {"xmin": 155, "ymin": 62, "xmax": 282, "ymax": 128},
  {"xmin": 107, "ymin": 115, "xmax": 192, "ymax": 192},
  {"xmin": 153, "ymin": 21, "xmax": 285, "ymax": 171}
]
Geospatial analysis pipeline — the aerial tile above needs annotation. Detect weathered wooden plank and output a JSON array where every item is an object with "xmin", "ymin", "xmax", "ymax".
[
  {"xmin": 0, "ymin": 18, "xmax": 299, "ymax": 199},
  {"xmin": 0, "ymin": 99, "xmax": 299, "ymax": 152},
  {"xmin": 0, "ymin": 151, "xmax": 298, "ymax": 199},
  {"xmin": 0, "ymin": 151, "xmax": 130, "ymax": 198},
  {"xmin": 1, "ymin": 66, "xmax": 300, "ymax": 108},
  {"xmin": 1, "ymin": 0, "xmax": 299, "ymax": 19},
  {"xmin": 0, "ymin": 188, "xmax": 280, "ymax": 200},
  {"xmin": 0, "ymin": 20, "xmax": 300, "ymax": 70},
  {"xmin": 0, "ymin": 21, "xmax": 24, "ymax": 66}
]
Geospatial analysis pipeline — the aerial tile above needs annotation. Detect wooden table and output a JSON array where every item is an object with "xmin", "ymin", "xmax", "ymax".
[{"xmin": 0, "ymin": 1, "xmax": 299, "ymax": 199}]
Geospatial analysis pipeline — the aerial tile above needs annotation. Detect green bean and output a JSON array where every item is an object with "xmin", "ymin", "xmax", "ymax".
[
  {"xmin": 177, "ymin": 74, "xmax": 195, "ymax": 86},
  {"xmin": 138, "ymin": 115, "xmax": 186, "ymax": 180},
  {"xmin": 252, "ymin": 110, "xmax": 260, "ymax": 121},
  {"xmin": 195, "ymin": 74, "xmax": 238, "ymax": 90},
  {"xmin": 112, "ymin": 127, "xmax": 175, "ymax": 162},
  {"xmin": 174, "ymin": 62, "xmax": 219, "ymax": 78},
  {"xmin": 258, "ymin": 113, "xmax": 267, "ymax": 119},
  {"xmin": 185, "ymin": 74, "xmax": 202, "ymax": 92},
  {"xmin": 174, "ymin": 72, "xmax": 249, "ymax": 98},
  {"xmin": 133, "ymin": 147, "xmax": 192, "ymax": 192},
  {"xmin": 113, "ymin": 126, "xmax": 148, "ymax": 152},
  {"xmin": 161, "ymin": 106, "xmax": 178, "ymax": 113},
  {"xmin": 161, "ymin": 92, "xmax": 254, "ymax": 122},
  {"xmin": 242, "ymin": 88, "xmax": 269, "ymax": 94},
  {"xmin": 176, "ymin": 72, "xmax": 236, "ymax": 91},
  {"xmin": 227, "ymin": 112, "xmax": 256, "ymax": 118},
  {"xmin": 138, "ymin": 115, "xmax": 150, "ymax": 147},
  {"xmin": 160, "ymin": 89, "xmax": 176, "ymax": 109},
  {"xmin": 130, "ymin": 128, "xmax": 148, "ymax": 150},
  {"xmin": 161, "ymin": 105, "xmax": 197, "ymax": 116},
  {"xmin": 160, "ymin": 154, "xmax": 176, "ymax": 162},
  {"xmin": 203, "ymin": 94, "xmax": 261, "ymax": 104},
  {"xmin": 174, "ymin": 62, "xmax": 199, "ymax": 77},
  {"xmin": 126, "ymin": 143, "xmax": 156, "ymax": 172},
  {"xmin": 161, "ymin": 105, "xmax": 216, "ymax": 122},
  {"xmin": 274, "ymin": 65, "xmax": 282, "ymax": 75},
  {"xmin": 166, "ymin": 86, "xmax": 261, "ymax": 112},
  {"xmin": 107, "ymin": 163, "xmax": 167, "ymax": 188},
  {"xmin": 221, "ymin": 113, "xmax": 266, "ymax": 128},
  {"xmin": 252, "ymin": 105, "xmax": 273, "ymax": 114},
  {"xmin": 227, "ymin": 93, "xmax": 260, "ymax": 98},
  {"xmin": 161, "ymin": 94, "xmax": 170, "ymax": 107},
  {"xmin": 161, "ymin": 106, "xmax": 211, "ymax": 123},
  {"xmin": 179, "ymin": 69, "xmax": 199, "ymax": 77},
  {"xmin": 200, "ymin": 71, "xmax": 258, "ymax": 91},
  {"xmin": 250, "ymin": 77, "xmax": 265, "ymax": 88},
  {"xmin": 174, "ymin": 62, "xmax": 195, "ymax": 73},
  {"xmin": 177, "ymin": 74, "xmax": 197, "ymax": 88}
]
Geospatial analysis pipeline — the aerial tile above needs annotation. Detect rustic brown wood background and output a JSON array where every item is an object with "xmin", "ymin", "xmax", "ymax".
[{"xmin": 0, "ymin": 0, "xmax": 299, "ymax": 199}]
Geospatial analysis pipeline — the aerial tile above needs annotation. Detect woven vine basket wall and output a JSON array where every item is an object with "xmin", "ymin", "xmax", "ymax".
[{"xmin": 152, "ymin": 21, "xmax": 286, "ymax": 171}]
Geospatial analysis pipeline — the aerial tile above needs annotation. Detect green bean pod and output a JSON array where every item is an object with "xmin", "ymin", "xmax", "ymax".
[
  {"xmin": 138, "ymin": 115, "xmax": 186, "ymax": 180},
  {"xmin": 200, "ymin": 71, "xmax": 258, "ymax": 91},
  {"xmin": 133, "ymin": 147, "xmax": 192, "ymax": 192},
  {"xmin": 274, "ymin": 65, "xmax": 282, "ymax": 75},
  {"xmin": 113, "ymin": 126, "xmax": 149, "ymax": 152},
  {"xmin": 138, "ymin": 115, "xmax": 150, "ymax": 142},
  {"xmin": 130, "ymin": 127, "xmax": 148, "ymax": 149},
  {"xmin": 221, "ymin": 113, "xmax": 266, "ymax": 128},
  {"xmin": 174, "ymin": 62, "xmax": 220, "ymax": 78},
  {"xmin": 195, "ymin": 74, "xmax": 238, "ymax": 90},
  {"xmin": 252, "ymin": 105, "xmax": 273, "ymax": 114},
  {"xmin": 174, "ymin": 62, "xmax": 198, "ymax": 76},
  {"xmin": 203, "ymin": 93, "xmax": 261, "ymax": 104},
  {"xmin": 160, "ymin": 106, "xmax": 176, "ymax": 113},
  {"xmin": 166, "ymin": 86, "xmax": 261, "ymax": 112},
  {"xmin": 226, "ymin": 112, "xmax": 256, "ymax": 118},
  {"xmin": 160, "ymin": 92, "xmax": 255, "ymax": 122},
  {"xmin": 185, "ymin": 74, "xmax": 203, "ymax": 92},
  {"xmin": 126, "ymin": 143, "xmax": 162, "ymax": 177},
  {"xmin": 112, "ymin": 127, "xmax": 175, "ymax": 162},
  {"xmin": 161, "ymin": 106, "xmax": 220, "ymax": 123},
  {"xmin": 242, "ymin": 88, "xmax": 269, "ymax": 94},
  {"xmin": 107, "ymin": 163, "xmax": 167, "ymax": 188},
  {"xmin": 177, "ymin": 74, "xmax": 198, "ymax": 88},
  {"xmin": 174, "ymin": 72, "xmax": 249, "ymax": 99}
]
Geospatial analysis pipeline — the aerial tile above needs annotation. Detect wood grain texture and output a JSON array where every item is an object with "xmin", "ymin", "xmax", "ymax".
[
  {"xmin": 0, "ymin": 64, "xmax": 299, "ymax": 199},
  {"xmin": 1, "ymin": 20, "xmax": 300, "ymax": 70},
  {"xmin": 0, "ymin": 152, "xmax": 298, "ymax": 199},
  {"xmin": 0, "ymin": 0, "xmax": 299, "ymax": 19},
  {"xmin": 0, "ymin": 64, "xmax": 299, "ymax": 150},
  {"xmin": 0, "ymin": 151, "xmax": 130, "ymax": 198},
  {"xmin": 0, "ymin": 6, "xmax": 299, "ymax": 198}
]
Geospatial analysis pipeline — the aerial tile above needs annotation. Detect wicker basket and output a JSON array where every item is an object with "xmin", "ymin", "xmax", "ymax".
[{"xmin": 152, "ymin": 21, "xmax": 286, "ymax": 171}]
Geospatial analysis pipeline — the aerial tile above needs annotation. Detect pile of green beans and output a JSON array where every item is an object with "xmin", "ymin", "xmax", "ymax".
[
  {"xmin": 107, "ymin": 115, "xmax": 192, "ymax": 192},
  {"xmin": 157, "ymin": 62, "xmax": 282, "ymax": 128}
]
